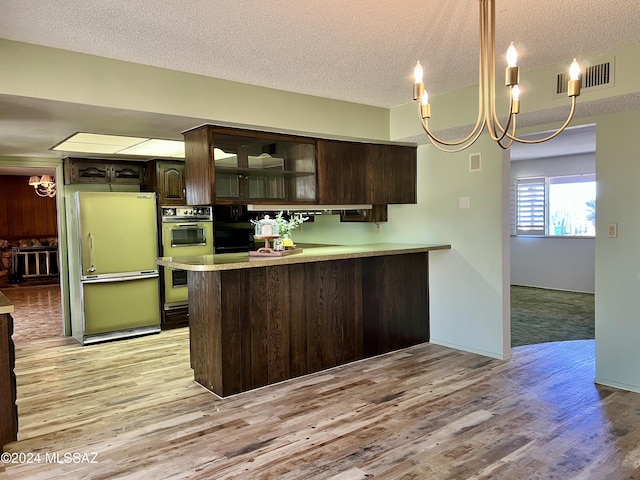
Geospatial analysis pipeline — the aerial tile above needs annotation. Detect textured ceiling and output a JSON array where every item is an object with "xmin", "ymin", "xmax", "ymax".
[
  {"xmin": 2, "ymin": 0, "xmax": 640, "ymax": 108},
  {"xmin": 0, "ymin": 0, "xmax": 639, "ymax": 167}
]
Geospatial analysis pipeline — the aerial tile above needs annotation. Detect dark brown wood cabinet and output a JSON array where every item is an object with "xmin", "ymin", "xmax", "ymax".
[
  {"xmin": 340, "ymin": 205, "xmax": 388, "ymax": 223},
  {"xmin": 183, "ymin": 125, "xmax": 417, "ymax": 207},
  {"xmin": 316, "ymin": 139, "xmax": 370, "ymax": 204},
  {"xmin": 63, "ymin": 158, "xmax": 146, "ymax": 185},
  {"xmin": 367, "ymin": 143, "xmax": 417, "ymax": 204},
  {"xmin": 183, "ymin": 125, "xmax": 317, "ymax": 206},
  {"xmin": 0, "ymin": 312, "xmax": 18, "ymax": 452},
  {"xmin": 316, "ymin": 139, "xmax": 417, "ymax": 205},
  {"xmin": 143, "ymin": 160, "xmax": 186, "ymax": 205}
]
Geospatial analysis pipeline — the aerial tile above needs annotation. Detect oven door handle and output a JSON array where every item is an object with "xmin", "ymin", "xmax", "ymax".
[{"xmin": 173, "ymin": 223, "xmax": 199, "ymax": 228}]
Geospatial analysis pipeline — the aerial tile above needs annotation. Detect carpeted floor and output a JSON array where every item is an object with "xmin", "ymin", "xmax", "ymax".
[{"xmin": 511, "ymin": 285, "xmax": 595, "ymax": 347}]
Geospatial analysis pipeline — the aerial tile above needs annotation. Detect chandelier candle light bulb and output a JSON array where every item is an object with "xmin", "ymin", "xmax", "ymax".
[
  {"xmin": 568, "ymin": 58, "xmax": 582, "ymax": 97},
  {"xmin": 505, "ymin": 42, "xmax": 519, "ymax": 86},
  {"xmin": 413, "ymin": 61, "xmax": 424, "ymax": 101},
  {"xmin": 420, "ymin": 90, "xmax": 430, "ymax": 119},
  {"xmin": 413, "ymin": 61, "xmax": 431, "ymax": 118},
  {"xmin": 506, "ymin": 42, "xmax": 518, "ymax": 67},
  {"xmin": 511, "ymin": 85, "xmax": 521, "ymax": 114}
]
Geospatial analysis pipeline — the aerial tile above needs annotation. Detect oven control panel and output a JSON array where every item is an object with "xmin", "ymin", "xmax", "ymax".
[{"xmin": 161, "ymin": 206, "xmax": 213, "ymax": 222}]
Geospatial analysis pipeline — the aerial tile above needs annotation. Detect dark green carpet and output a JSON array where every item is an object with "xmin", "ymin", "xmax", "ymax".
[{"xmin": 511, "ymin": 285, "xmax": 595, "ymax": 347}]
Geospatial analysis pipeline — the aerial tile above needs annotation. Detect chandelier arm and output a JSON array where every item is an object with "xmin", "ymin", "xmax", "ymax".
[
  {"xmin": 423, "ymin": 129, "xmax": 486, "ymax": 153},
  {"xmin": 492, "ymin": 99, "xmax": 515, "ymax": 144},
  {"xmin": 485, "ymin": 0, "xmax": 511, "ymax": 142},
  {"xmin": 497, "ymin": 115, "xmax": 516, "ymax": 149},
  {"xmin": 506, "ymin": 97, "xmax": 577, "ymax": 144},
  {"xmin": 480, "ymin": 0, "xmax": 497, "ymax": 140},
  {"xmin": 417, "ymin": 102, "xmax": 486, "ymax": 147},
  {"xmin": 482, "ymin": 0, "xmax": 505, "ymax": 142},
  {"xmin": 420, "ymin": 115, "xmax": 487, "ymax": 153},
  {"xmin": 34, "ymin": 184, "xmax": 56, "ymax": 197}
]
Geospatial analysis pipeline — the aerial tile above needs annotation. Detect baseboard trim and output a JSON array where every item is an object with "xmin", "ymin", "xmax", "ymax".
[{"xmin": 430, "ymin": 338, "xmax": 510, "ymax": 361}]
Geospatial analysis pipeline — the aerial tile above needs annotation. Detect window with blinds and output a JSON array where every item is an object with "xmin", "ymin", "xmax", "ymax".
[{"xmin": 516, "ymin": 177, "xmax": 545, "ymax": 236}]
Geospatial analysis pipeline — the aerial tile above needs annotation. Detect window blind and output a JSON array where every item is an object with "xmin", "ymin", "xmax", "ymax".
[{"xmin": 516, "ymin": 177, "xmax": 545, "ymax": 236}]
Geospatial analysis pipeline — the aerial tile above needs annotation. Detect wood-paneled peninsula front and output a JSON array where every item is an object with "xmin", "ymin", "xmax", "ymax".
[
  {"xmin": 1, "ymin": 291, "xmax": 17, "ymax": 451},
  {"xmin": 157, "ymin": 243, "xmax": 450, "ymax": 397}
]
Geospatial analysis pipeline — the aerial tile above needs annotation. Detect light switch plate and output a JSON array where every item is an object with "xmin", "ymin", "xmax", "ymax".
[
  {"xmin": 459, "ymin": 196, "xmax": 471, "ymax": 209},
  {"xmin": 608, "ymin": 223, "xmax": 618, "ymax": 238}
]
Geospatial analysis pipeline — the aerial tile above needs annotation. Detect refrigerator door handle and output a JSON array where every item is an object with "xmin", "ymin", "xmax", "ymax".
[{"xmin": 88, "ymin": 232, "xmax": 97, "ymax": 273}]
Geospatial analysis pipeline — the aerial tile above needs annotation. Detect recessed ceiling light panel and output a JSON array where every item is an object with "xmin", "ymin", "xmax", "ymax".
[
  {"xmin": 51, "ymin": 132, "xmax": 185, "ymax": 158},
  {"xmin": 119, "ymin": 139, "xmax": 185, "ymax": 158}
]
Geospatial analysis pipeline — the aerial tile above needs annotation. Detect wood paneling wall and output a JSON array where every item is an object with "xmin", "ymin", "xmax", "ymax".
[{"xmin": 0, "ymin": 176, "xmax": 57, "ymax": 239}]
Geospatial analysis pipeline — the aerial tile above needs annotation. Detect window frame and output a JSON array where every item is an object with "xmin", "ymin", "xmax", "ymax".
[{"xmin": 514, "ymin": 173, "xmax": 596, "ymax": 238}]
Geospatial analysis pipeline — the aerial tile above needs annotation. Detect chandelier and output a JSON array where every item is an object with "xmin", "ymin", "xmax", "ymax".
[
  {"xmin": 412, "ymin": 0, "xmax": 581, "ymax": 152},
  {"xmin": 28, "ymin": 175, "xmax": 57, "ymax": 197}
]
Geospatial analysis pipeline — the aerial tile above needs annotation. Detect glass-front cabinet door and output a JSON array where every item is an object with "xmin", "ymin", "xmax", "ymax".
[
  {"xmin": 213, "ymin": 148, "xmax": 240, "ymax": 198},
  {"xmin": 213, "ymin": 133, "xmax": 316, "ymax": 203}
]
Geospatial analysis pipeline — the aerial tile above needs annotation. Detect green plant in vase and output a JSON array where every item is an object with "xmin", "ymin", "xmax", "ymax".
[{"xmin": 275, "ymin": 211, "xmax": 308, "ymax": 248}]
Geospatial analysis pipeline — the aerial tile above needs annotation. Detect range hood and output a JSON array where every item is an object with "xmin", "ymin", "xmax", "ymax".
[{"xmin": 247, "ymin": 204, "xmax": 373, "ymax": 212}]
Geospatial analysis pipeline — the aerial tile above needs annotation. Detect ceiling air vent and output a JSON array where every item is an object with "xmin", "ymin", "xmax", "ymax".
[{"xmin": 556, "ymin": 57, "xmax": 614, "ymax": 95}]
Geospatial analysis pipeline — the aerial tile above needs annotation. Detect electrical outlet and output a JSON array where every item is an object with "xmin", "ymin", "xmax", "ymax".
[{"xmin": 608, "ymin": 223, "xmax": 618, "ymax": 238}]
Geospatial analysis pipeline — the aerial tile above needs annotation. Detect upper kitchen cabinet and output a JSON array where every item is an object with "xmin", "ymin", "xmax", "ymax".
[
  {"xmin": 183, "ymin": 125, "xmax": 316, "ymax": 206},
  {"xmin": 183, "ymin": 124, "xmax": 416, "ymax": 207},
  {"xmin": 367, "ymin": 143, "xmax": 417, "ymax": 204},
  {"xmin": 316, "ymin": 140, "xmax": 417, "ymax": 205},
  {"xmin": 143, "ymin": 160, "xmax": 186, "ymax": 205},
  {"xmin": 316, "ymin": 140, "xmax": 370, "ymax": 205},
  {"xmin": 63, "ymin": 157, "xmax": 146, "ymax": 185}
]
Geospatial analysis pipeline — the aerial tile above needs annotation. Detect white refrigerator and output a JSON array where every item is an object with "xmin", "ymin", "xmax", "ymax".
[{"xmin": 67, "ymin": 191, "xmax": 161, "ymax": 345}]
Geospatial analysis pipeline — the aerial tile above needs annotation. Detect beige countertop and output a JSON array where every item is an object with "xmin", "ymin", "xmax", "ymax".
[
  {"xmin": 157, "ymin": 242, "xmax": 451, "ymax": 272},
  {"xmin": 0, "ymin": 291, "xmax": 15, "ymax": 314}
]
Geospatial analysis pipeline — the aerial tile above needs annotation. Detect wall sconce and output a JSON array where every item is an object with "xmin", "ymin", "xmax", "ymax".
[{"xmin": 28, "ymin": 175, "xmax": 57, "ymax": 197}]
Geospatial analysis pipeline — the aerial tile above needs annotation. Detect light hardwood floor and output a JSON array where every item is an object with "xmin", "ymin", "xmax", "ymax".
[{"xmin": 2, "ymin": 329, "xmax": 640, "ymax": 479}]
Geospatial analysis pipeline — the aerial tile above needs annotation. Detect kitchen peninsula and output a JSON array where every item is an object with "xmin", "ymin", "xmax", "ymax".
[{"xmin": 157, "ymin": 243, "xmax": 450, "ymax": 397}]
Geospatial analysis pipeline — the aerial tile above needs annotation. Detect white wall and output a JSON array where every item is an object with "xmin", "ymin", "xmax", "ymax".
[
  {"xmin": 419, "ymin": 140, "xmax": 510, "ymax": 359},
  {"xmin": 510, "ymin": 237, "xmax": 594, "ymax": 292},
  {"xmin": 594, "ymin": 109, "xmax": 640, "ymax": 393},
  {"xmin": 510, "ymin": 153, "xmax": 596, "ymax": 293}
]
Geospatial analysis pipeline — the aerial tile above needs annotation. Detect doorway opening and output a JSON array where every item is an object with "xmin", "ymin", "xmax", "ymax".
[
  {"xmin": 508, "ymin": 124, "xmax": 596, "ymax": 347},
  {"xmin": 0, "ymin": 165, "xmax": 64, "ymax": 343}
]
